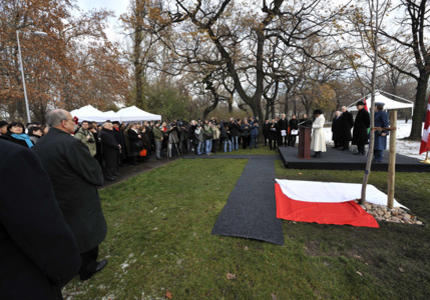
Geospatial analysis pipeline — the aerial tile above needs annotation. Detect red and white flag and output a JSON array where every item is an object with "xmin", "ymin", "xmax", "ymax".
[
  {"xmin": 363, "ymin": 97, "xmax": 369, "ymax": 111},
  {"xmin": 419, "ymin": 95, "xmax": 430, "ymax": 154}
]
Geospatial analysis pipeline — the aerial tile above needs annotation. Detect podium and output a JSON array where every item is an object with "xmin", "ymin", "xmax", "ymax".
[{"xmin": 298, "ymin": 126, "xmax": 311, "ymax": 159}]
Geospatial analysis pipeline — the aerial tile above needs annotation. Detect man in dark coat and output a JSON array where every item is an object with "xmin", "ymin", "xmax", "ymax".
[
  {"xmin": 113, "ymin": 121, "xmax": 126, "ymax": 166},
  {"xmin": 338, "ymin": 106, "xmax": 354, "ymax": 150},
  {"xmin": 373, "ymin": 103, "xmax": 390, "ymax": 162},
  {"xmin": 352, "ymin": 101, "xmax": 370, "ymax": 155},
  {"xmin": 33, "ymin": 109, "xmax": 108, "ymax": 282},
  {"xmin": 99, "ymin": 121, "xmax": 121, "ymax": 181},
  {"xmin": 331, "ymin": 111, "xmax": 342, "ymax": 148},
  {"xmin": 0, "ymin": 139, "xmax": 81, "ymax": 299}
]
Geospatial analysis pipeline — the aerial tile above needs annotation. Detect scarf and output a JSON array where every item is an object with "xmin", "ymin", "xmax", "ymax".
[{"xmin": 11, "ymin": 133, "xmax": 34, "ymax": 148}]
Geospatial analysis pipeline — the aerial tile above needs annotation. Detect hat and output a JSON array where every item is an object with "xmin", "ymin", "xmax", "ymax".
[
  {"xmin": 0, "ymin": 120, "xmax": 8, "ymax": 127},
  {"xmin": 356, "ymin": 101, "xmax": 365, "ymax": 106},
  {"xmin": 313, "ymin": 109, "xmax": 323, "ymax": 115},
  {"xmin": 112, "ymin": 121, "xmax": 120, "ymax": 125},
  {"xmin": 375, "ymin": 102, "xmax": 385, "ymax": 107}
]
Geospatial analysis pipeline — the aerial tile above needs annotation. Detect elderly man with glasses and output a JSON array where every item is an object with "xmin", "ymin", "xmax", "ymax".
[{"xmin": 33, "ymin": 109, "xmax": 108, "ymax": 281}]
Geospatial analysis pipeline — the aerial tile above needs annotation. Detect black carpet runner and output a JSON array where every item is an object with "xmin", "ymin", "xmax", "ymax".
[{"xmin": 211, "ymin": 158, "xmax": 284, "ymax": 245}]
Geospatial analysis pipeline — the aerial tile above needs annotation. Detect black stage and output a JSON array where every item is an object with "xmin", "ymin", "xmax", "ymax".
[{"xmin": 278, "ymin": 146, "xmax": 429, "ymax": 172}]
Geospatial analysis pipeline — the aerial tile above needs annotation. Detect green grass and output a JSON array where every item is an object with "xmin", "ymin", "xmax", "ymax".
[
  {"xmin": 63, "ymin": 158, "xmax": 430, "ymax": 299},
  {"xmin": 216, "ymin": 144, "xmax": 275, "ymax": 155}
]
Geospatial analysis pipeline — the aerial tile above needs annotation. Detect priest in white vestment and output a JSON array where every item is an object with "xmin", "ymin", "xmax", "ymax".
[{"xmin": 311, "ymin": 109, "xmax": 327, "ymax": 158}]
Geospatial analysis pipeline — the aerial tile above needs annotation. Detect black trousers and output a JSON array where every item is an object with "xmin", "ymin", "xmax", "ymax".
[
  {"xmin": 357, "ymin": 144, "xmax": 365, "ymax": 154},
  {"xmin": 288, "ymin": 135, "xmax": 297, "ymax": 146},
  {"xmin": 79, "ymin": 246, "xmax": 99, "ymax": 279}
]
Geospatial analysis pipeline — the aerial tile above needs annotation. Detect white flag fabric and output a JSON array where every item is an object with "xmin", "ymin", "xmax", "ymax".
[{"xmin": 275, "ymin": 179, "xmax": 407, "ymax": 209}]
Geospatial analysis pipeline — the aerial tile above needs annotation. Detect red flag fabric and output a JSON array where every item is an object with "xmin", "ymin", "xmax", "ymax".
[
  {"xmin": 363, "ymin": 97, "xmax": 369, "ymax": 111},
  {"xmin": 419, "ymin": 95, "xmax": 430, "ymax": 154},
  {"xmin": 275, "ymin": 183, "xmax": 379, "ymax": 228}
]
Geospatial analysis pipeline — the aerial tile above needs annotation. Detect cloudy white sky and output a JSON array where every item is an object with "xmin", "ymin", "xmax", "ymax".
[{"xmin": 74, "ymin": 0, "xmax": 129, "ymax": 42}]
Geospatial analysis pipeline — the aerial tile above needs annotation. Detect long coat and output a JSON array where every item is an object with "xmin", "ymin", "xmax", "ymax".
[
  {"xmin": 33, "ymin": 127, "xmax": 107, "ymax": 253},
  {"xmin": 338, "ymin": 111, "xmax": 354, "ymax": 142},
  {"xmin": 127, "ymin": 128, "xmax": 142, "ymax": 156},
  {"xmin": 0, "ymin": 139, "xmax": 81, "ymax": 300},
  {"xmin": 99, "ymin": 128, "xmax": 120, "ymax": 170},
  {"xmin": 352, "ymin": 108, "xmax": 370, "ymax": 145},
  {"xmin": 311, "ymin": 114, "xmax": 327, "ymax": 152},
  {"xmin": 331, "ymin": 116, "xmax": 341, "ymax": 142},
  {"xmin": 374, "ymin": 110, "xmax": 390, "ymax": 150}
]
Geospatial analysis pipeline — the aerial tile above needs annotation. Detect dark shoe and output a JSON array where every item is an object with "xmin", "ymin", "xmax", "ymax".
[{"xmin": 80, "ymin": 260, "xmax": 108, "ymax": 281}]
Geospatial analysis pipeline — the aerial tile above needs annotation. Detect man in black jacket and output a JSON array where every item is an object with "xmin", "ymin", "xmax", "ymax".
[
  {"xmin": 33, "ymin": 109, "xmax": 108, "ymax": 282},
  {"xmin": 0, "ymin": 139, "xmax": 81, "ymax": 299},
  {"xmin": 352, "ymin": 101, "xmax": 370, "ymax": 155},
  {"xmin": 339, "ymin": 106, "xmax": 354, "ymax": 150},
  {"xmin": 99, "ymin": 121, "xmax": 121, "ymax": 180}
]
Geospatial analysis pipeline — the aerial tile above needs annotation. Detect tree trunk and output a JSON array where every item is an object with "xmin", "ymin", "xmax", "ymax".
[{"xmin": 409, "ymin": 74, "xmax": 429, "ymax": 139}]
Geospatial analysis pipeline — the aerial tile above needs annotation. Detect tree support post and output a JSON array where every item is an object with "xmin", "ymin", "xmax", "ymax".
[{"xmin": 387, "ymin": 110, "xmax": 397, "ymax": 209}]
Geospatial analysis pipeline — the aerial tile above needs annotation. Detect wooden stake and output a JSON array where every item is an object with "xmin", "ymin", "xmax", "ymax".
[{"xmin": 387, "ymin": 110, "xmax": 397, "ymax": 209}]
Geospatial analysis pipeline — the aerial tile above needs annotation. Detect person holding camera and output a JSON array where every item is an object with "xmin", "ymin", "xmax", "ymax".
[{"xmin": 75, "ymin": 121, "xmax": 96, "ymax": 157}]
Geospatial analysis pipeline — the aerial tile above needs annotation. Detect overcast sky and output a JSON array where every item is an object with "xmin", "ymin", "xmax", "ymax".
[{"xmin": 74, "ymin": 0, "xmax": 129, "ymax": 42}]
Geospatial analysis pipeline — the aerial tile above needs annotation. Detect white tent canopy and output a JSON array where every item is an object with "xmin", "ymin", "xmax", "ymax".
[
  {"xmin": 115, "ymin": 106, "xmax": 161, "ymax": 122},
  {"xmin": 348, "ymin": 91, "xmax": 414, "ymax": 111},
  {"xmin": 70, "ymin": 105, "xmax": 108, "ymax": 122},
  {"xmin": 71, "ymin": 105, "xmax": 161, "ymax": 122}
]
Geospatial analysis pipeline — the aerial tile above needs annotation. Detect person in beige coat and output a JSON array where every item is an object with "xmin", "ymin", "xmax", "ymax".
[{"xmin": 311, "ymin": 109, "xmax": 327, "ymax": 158}]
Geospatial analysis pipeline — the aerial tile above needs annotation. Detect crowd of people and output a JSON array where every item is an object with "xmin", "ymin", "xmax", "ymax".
[{"xmin": 0, "ymin": 103, "xmax": 390, "ymax": 298}]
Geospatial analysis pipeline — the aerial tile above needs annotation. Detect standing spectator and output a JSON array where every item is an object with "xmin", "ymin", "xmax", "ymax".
[
  {"xmin": 311, "ymin": 109, "xmax": 327, "ymax": 158},
  {"xmin": 74, "ymin": 121, "xmax": 97, "ymax": 157},
  {"xmin": 331, "ymin": 111, "xmax": 342, "ymax": 148},
  {"xmin": 195, "ymin": 123, "xmax": 205, "ymax": 155},
  {"xmin": 241, "ymin": 119, "xmax": 251, "ymax": 149},
  {"xmin": 277, "ymin": 114, "xmax": 289, "ymax": 146},
  {"xmin": 113, "ymin": 121, "xmax": 126, "ymax": 166},
  {"xmin": 352, "ymin": 101, "xmax": 370, "ymax": 155},
  {"xmin": 203, "ymin": 120, "xmax": 213, "ymax": 155},
  {"xmin": 338, "ymin": 106, "xmax": 354, "ymax": 151},
  {"xmin": 1, "ymin": 122, "xmax": 33, "ymax": 148},
  {"xmin": 373, "ymin": 103, "xmax": 390, "ymax": 162},
  {"xmin": 288, "ymin": 115, "xmax": 299, "ymax": 146},
  {"xmin": 33, "ymin": 109, "xmax": 108, "ymax": 282},
  {"xmin": 0, "ymin": 139, "xmax": 81, "ymax": 300},
  {"xmin": 168, "ymin": 122, "xmax": 181, "ymax": 158},
  {"xmin": 229, "ymin": 118, "xmax": 240, "ymax": 151},
  {"xmin": 263, "ymin": 120, "xmax": 270, "ymax": 146},
  {"xmin": 211, "ymin": 122, "xmax": 221, "ymax": 153},
  {"xmin": 0, "ymin": 120, "xmax": 8, "ymax": 136},
  {"xmin": 221, "ymin": 124, "xmax": 232, "ymax": 152},
  {"xmin": 127, "ymin": 123, "xmax": 143, "ymax": 165},
  {"xmin": 250, "ymin": 121, "xmax": 259, "ymax": 149},
  {"xmin": 153, "ymin": 122, "xmax": 164, "ymax": 160},
  {"xmin": 28, "ymin": 126, "xmax": 43, "ymax": 145},
  {"xmin": 99, "ymin": 121, "xmax": 121, "ymax": 181},
  {"xmin": 268, "ymin": 119, "xmax": 278, "ymax": 150}
]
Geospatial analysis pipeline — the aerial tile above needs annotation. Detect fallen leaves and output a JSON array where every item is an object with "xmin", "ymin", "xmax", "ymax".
[
  {"xmin": 166, "ymin": 290, "xmax": 173, "ymax": 299},
  {"xmin": 226, "ymin": 273, "xmax": 237, "ymax": 280}
]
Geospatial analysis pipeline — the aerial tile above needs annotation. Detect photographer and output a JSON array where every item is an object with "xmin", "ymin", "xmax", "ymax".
[{"xmin": 74, "ymin": 121, "xmax": 96, "ymax": 157}]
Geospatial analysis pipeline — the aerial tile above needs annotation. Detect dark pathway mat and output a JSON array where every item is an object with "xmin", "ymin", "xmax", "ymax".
[
  {"xmin": 212, "ymin": 158, "xmax": 284, "ymax": 245},
  {"xmin": 183, "ymin": 154, "xmax": 277, "ymax": 160}
]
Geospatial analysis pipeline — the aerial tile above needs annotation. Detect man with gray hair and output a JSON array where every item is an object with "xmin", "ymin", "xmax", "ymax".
[{"xmin": 33, "ymin": 109, "xmax": 108, "ymax": 281}]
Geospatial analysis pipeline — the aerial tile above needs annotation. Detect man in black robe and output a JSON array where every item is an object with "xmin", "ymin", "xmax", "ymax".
[
  {"xmin": 277, "ymin": 114, "xmax": 288, "ymax": 146},
  {"xmin": 352, "ymin": 101, "xmax": 370, "ymax": 155},
  {"xmin": 0, "ymin": 139, "xmax": 81, "ymax": 299},
  {"xmin": 33, "ymin": 109, "xmax": 108, "ymax": 282}
]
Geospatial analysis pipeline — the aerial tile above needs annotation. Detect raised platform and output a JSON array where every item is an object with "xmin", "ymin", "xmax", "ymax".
[{"xmin": 278, "ymin": 146, "xmax": 429, "ymax": 172}]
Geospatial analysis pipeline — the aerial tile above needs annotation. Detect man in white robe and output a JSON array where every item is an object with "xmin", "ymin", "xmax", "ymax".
[{"xmin": 311, "ymin": 109, "xmax": 327, "ymax": 158}]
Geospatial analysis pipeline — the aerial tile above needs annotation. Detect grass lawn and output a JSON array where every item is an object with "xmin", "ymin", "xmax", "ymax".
[
  {"xmin": 63, "ymin": 158, "xmax": 430, "ymax": 299},
  {"xmin": 216, "ymin": 144, "xmax": 275, "ymax": 155}
]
